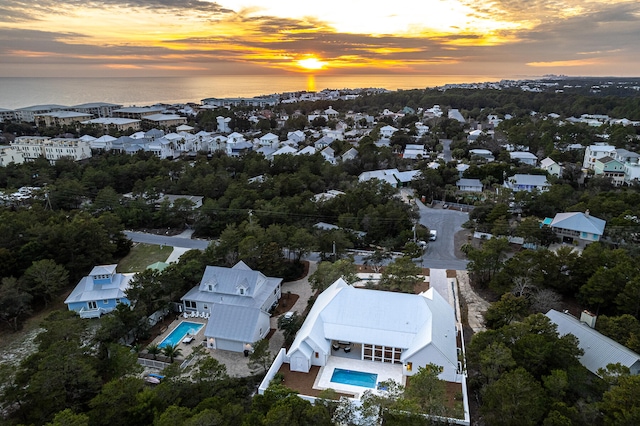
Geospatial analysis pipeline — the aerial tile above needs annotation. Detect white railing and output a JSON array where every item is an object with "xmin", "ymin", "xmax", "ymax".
[{"xmin": 79, "ymin": 307, "xmax": 106, "ymax": 319}]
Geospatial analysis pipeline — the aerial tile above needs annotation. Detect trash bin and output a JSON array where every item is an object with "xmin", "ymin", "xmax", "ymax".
[{"xmin": 244, "ymin": 349, "xmax": 249, "ymax": 357}]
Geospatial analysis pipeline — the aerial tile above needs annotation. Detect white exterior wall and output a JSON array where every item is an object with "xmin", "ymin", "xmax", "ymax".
[
  {"xmin": 216, "ymin": 339, "xmax": 245, "ymax": 352},
  {"xmin": 404, "ymin": 344, "xmax": 460, "ymax": 383},
  {"xmin": 0, "ymin": 147, "xmax": 26, "ymax": 166},
  {"xmin": 289, "ymin": 350, "xmax": 311, "ymax": 372},
  {"xmin": 583, "ymin": 145, "xmax": 615, "ymax": 170}
]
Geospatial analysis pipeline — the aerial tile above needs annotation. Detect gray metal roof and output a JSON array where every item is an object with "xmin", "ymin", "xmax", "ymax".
[
  {"xmin": 204, "ymin": 304, "xmax": 267, "ymax": 342},
  {"xmin": 550, "ymin": 212, "xmax": 606, "ymax": 235},
  {"xmin": 546, "ymin": 310, "xmax": 640, "ymax": 376}
]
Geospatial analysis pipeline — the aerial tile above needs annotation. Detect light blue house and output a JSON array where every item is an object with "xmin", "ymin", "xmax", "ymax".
[
  {"xmin": 542, "ymin": 210, "xmax": 606, "ymax": 247},
  {"xmin": 64, "ymin": 264, "xmax": 135, "ymax": 318}
]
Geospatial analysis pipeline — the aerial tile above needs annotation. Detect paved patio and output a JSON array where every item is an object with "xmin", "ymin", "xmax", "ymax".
[{"xmin": 315, "ymin": 356, "xmax": 404, "ymax": 399}]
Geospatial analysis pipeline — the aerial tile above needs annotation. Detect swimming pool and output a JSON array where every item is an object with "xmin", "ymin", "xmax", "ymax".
[
  {"xmin": 330, "ymin": 368, "xmax": 378, "ymax": 388},
  {"xmin": 159, "ymin": 321, "xmax": 204, "ymax": 348}
]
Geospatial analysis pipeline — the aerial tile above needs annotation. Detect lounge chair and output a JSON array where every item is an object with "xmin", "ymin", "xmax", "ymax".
[
  {"xmin": 183, "ymin": 311, "xmax": 189, "ymax": 319},
  {"xmin": 190, "ymin": 311, "xmax": 197, "ymax": 318},
  {"xmin": 200, "ymin": 311, "xmax": 206, "ymax": 318},
  {"xmin": 204, "ymin": 312, "xmax": 210, "ymax": 319}
]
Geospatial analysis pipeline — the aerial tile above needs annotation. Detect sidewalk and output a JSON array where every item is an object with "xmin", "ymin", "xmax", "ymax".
[{"xmin": 165, "ymin": 229, "xmax": 196, "ymax": 263}]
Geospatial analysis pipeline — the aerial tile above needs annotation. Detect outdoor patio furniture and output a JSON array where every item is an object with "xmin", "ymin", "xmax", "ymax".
[
  {"xmin": 344, "ymin": 345, "xmax": 351, "ymax": 353},
  {"xmin": 182, "ymin": 335, "xmax": 194, "ymax": 344},
  {"xmin": 183, "ymin": 311, "xmax": 189, "ymax": 319},
  {"xmin": 332, "ymin": 343, "xmax": 340, "ymax": 351}
]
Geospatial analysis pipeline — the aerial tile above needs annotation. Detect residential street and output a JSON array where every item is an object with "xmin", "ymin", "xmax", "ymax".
[
  {"xmin": 415, "ymin": 199, "xmax": 469, "ymax": 270},
  {"xmin": 124, "ymin": 230, "xmax": 211, "ymax": 250}
]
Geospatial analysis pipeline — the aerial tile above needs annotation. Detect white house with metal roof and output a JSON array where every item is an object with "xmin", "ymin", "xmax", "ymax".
[
  {"xmin": 456, "ymin": 178, "xmax": 483, "ymax": 192},
  {"xmin": 358, "ymin": 168, "xmax": 420, "ymax": 188},
  {"xmin": 379, "ymin": 125, "xmax": 398, "ymax": 139},
  {"xmin": 546, "ymin": 309, "xmax": 640, "ymax": 377},
  {"xmin": 543, "ymin": 210, "xmax": 606, "ymax": 245},
  {"xmin": 285, "ymin": 279, "xmax": 462, "ymax": 382},
  {"xmin": 583, "ymin": 144, "xmax": 615, "ymax": 170},
  {"xmin": 180, "ymin": 261, "xmax": 282, "ymax": 352},
  {"xmin": 504, "ymin": 174, "xmax": 550, "ymax": 192},
  {"xmin": 509, "ymin": 151, "xmax": 538, "ymax": 166}
]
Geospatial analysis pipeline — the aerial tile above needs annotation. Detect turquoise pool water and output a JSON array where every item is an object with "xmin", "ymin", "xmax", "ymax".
[
  {"xmin": 330, "ymin": 368, "xmax": 378, "ymax": 388},
  {"xmin": 159, "ymin": 321, "xmax": 203, "ymax": 348}
]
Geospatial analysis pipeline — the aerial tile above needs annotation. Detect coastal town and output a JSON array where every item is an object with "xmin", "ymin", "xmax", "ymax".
[{"xmin": 1, "ymin": 76, "xmax": 640, "ymax": 425}]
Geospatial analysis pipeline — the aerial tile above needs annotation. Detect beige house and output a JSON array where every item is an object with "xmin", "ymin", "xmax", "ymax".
[
  {"xmin": 34, "ymin": 111, "xmax": 92, "ymax": 127},
  {"xmin": 112, "ymin": 106, "xmax": 165, "ymax": 119},
  {"xmin": 83, "ymin": 117, "xmax": 141, "ymax": 132},
  {"xmin": 143, "ymin": 114, "xmax": 187, "ymax": 127}
]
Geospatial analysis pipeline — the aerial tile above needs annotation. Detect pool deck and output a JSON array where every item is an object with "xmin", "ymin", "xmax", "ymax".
[
  {"xmin": 150, "ymin": 317, "xmax": 207, "ymax": 359},
  {"xmin": 158, "ymin": 320, "xmax": 204, "ymax": 347},
  {"xmin": 314, "ymin": 356, "xmax": 404, "ymax": 399}
]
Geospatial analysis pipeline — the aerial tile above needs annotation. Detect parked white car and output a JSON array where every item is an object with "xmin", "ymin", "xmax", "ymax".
[{"xmin": 429, "ymin": 230, "xmax": 437, "ymax": 241}]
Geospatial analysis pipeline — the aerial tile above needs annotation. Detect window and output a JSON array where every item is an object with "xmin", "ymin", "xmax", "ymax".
[
  {"xmin": 103, "ymin": 300, "xmax": 109, "ymax": 304},
  {"xmin": 239, "ymin": 288, "xmax": 245, "ymax": 295},
  {"xmin": 315, "ymin": 352, "xmax": 319, "ymax": 358},
  {"xmin": 88, "ymin": 301, "xmax": 97, "ymax": 310},
  {"xmin": 406, "ymin": 362, "xmax": 412, "ymax": 372},
  {"xmin": 115, "ymin": 299, "xmax": 121, "ymax": 304},
  {"xmin": 208, "ymin": 284, "xmax": 213, "ymax": 292},
  {"xmin": 185, "ymin": 300, "xmax": 196, "ymax": 309}
]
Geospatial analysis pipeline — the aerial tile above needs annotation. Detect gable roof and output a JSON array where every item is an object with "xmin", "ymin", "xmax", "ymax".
[
  {"xmin": 540, "ymin": 157, "xmax": 558, "ymax": 168},
  {"xmin": 546, "ymin": 310, "xmax": 640, "ymax": 376},
  {"xmin": 181, "ymin": 261, "xmax": 282, "ymax": 309},
  {"xmin": 289, "ymin": 279, "xmax": 457, "ymax": 367},
  {"xmin": 550, "ymin": 212, "xmax": 606, "ymax": 235}
]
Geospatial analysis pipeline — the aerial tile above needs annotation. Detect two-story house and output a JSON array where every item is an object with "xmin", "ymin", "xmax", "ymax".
[
  {"xmin": 594, "ymin": 156, "xmax": 625, "ymax": 186},
  {"xmin": 65, "ymin": 265, "xmax": 134, "ymax": 319},
  {"xmin": 542, "ymin": 210, "xmax": 606, "ymax": 246},
  {"xmin": 180, "ymin": 261, "xmax": 283, "ymax": 353}
]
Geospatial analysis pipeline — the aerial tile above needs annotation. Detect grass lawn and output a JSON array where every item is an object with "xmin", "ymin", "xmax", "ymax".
[{"xmin": 116, "ymin": 243, "xmax": 174, "ymax": 273}]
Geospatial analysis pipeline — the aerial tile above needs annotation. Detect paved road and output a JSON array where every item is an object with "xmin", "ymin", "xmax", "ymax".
[
  {"xmin": 124, "ymin": 231, "xmax": 211, "ymax": 250},
  {"xmin": 415, "ymin": 199, "xmax": 469, "ymax": 270},
  {"xmin": 440, "ymin": 139, "xmax": 453, "ymax": 163}
]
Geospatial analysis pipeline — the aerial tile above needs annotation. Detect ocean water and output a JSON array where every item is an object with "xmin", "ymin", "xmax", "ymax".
[{"xmin": 0, "ymin": 74, "xmax": 533, "ymax": 110}]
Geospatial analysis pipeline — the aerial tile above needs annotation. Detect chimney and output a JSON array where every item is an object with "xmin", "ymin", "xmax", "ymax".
[
  {"xmin": 580, "ymin": 310, "xmax": 597, "ymax": 328},
  {"xmin": 585, "ymin": 209, "xmax": 590, "ymax": 217}
]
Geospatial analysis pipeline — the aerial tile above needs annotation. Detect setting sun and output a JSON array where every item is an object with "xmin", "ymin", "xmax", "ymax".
[{"xmin": 297, "ymin": 56, "xmax": 326, "ymax": 71}]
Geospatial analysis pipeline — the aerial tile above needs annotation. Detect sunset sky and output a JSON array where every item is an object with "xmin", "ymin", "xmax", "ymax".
[{"xmin": 1, "ymin": 0, "xmax": 639, "ymax": 77}]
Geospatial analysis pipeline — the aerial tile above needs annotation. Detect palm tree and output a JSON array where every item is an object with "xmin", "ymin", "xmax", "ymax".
[
  {"xmin": 147, "ymin": 343, "xmax": 161, "ymax": 360},
  {"xmin": 161, "ymin": 343, "xmax": 183, "ymax": 363}
]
